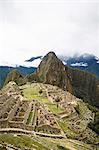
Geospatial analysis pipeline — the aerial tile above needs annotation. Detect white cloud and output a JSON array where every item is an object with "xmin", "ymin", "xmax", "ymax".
[
  {"xmin": 0, "ymin": 0, "xmax": 99, "ymax": 64},
  {"xmin": 71, "ymin": 62, "xmax": 88, "ymax": 67}
]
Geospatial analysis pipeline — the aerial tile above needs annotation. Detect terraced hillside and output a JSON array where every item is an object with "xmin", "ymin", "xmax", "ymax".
[
  {"xmin": 21, "ymin": 83, "xmax": 99, "ymax": 143},
  {"xmin": 0, "ymin": 81, "xmax": 99, "ymax": 149}
]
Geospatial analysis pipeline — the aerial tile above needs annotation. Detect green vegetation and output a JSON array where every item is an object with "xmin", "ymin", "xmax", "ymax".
[
  {"xmin": 27, "ymin": 112, "xmax": 33, "ymax": 124},
  {"xmin": 0, "ymin": 134, "xmax": 48, "ymax": 150},
  {"xmin": 21, "ymin": 83, "xmax": 63, "ymax": 114},
  {"xmin": 21, "ymin": 84, "xmax": 46, "ymax": 100},
  {"xmin": 75, "ymin": 101, "xmax": 93, "ymax": 121},
  {"xmin": 58, "ymin": 120, "xmax": 77, "ymax": 139},
  {"xmin": 48, "ymin": 104, "xmax": 63, "ymax": 114},
  {"xmin": 0, "ymin": 51, "xmax": 99, "ymax": 149},
  {"xmin": 0, "ymin": 82, "xmax": 98, "ymax": 149},
  {"xmin": 0, "ymin": 133, "xmax": 93, "ymax": 150},
  {"xmin": 87, "ymin": 104, "xmax": 99, "ymax": 134},
  {"xmin": 38, "ymin": 136, "xmax": 93, "ymax": 150}
]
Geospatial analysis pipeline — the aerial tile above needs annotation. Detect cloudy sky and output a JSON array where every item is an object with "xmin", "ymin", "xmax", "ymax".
[{"xmin": 0, "ymin": 0, "xmax": 99, "ymax": 65}]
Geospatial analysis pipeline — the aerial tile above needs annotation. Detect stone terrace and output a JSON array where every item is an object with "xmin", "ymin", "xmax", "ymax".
[
  {"xmin": 40, "ymin": 83, "xmax": 77, "ymax": 119},
  {"xmin": 0, "ymin": 82, "xmax": 62, "ymax": 135}
]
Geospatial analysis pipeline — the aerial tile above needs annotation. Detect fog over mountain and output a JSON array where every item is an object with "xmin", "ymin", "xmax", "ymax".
[{"xmin": 0, "ymin": 0, "xmax": 99, "ymax": 64}]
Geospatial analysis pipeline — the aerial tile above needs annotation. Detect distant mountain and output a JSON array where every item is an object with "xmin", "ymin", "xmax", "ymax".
[
  {"xmin": 59, "ymin": 53, "xmax": 99, "ymax": 77},
  {"xmin": 4, "ymin": 69, "xmax": 27, "ymax": 86},
  {"xmin": 0, "ymin": 56, "xmax": 41, "ymax": 88},
  {"xmin": 0, "ymin": 66, "xmax": 36, "ymax": 88}
]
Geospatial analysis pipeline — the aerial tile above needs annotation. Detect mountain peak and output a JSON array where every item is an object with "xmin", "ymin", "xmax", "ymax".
[
  {"xmin": 27, "ymin": 52, "xmax": 72, "ymax": 92},
  {"xmin": 45, "ymin": 51, "xmax": 57, "ymax": 57},
  {"xmin": 42, "ymin": 51, "xmax": 58, "ymax": 62},
  {"xmin": 4, "ymin": 69, "xmax": 26, "ymax": 86}
]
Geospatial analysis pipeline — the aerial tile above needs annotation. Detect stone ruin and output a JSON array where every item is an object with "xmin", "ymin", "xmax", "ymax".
[
  {"xmin": 0, "ymin": 84, "xmax": 61, "ymax": 135},
  {"xmin": 43, "ymin": 84, "xmax": 77, "ymax": 119},
  {"xmin": 36, "ymin": 104, "xmax": 61, "ymax": 134}
]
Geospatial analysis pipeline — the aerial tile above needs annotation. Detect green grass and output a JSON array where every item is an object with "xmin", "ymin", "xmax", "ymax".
[
  {"xmin": 75, "ymin": 101, "xmax": 93, "ymax": 123},
  {"xmin": 22, "ymin": 87, "xmax": 49, "ymax": 104},
  {"xmin": 48, "ymin": 104, "xmax": 64, "ymax": 114},
  {"xmin": 0, "ymin": 133, "xmax": 94, "ymax": 150},
  {"xmin": 21, "ymin": 84, "xmax": 63, "ymax": 114},
  {"xmin": 0, "ymin": 134, "xmax": 48, "ymax": 150},
  {"xmin": 26, "ymin": 112, "xmax": 33, "ymax": 124},
  {"xmin": 22, "ymin": 85, "xmax": 47, "ymax": 100},
  {"xmin": 35, "ymin": 136, "xmax": 93, "ymax": 150},
  {"xmin": 58, "ymin": 120, "xmax": 77, "ymax": 138}
]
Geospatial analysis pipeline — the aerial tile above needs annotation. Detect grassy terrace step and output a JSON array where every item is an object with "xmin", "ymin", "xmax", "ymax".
[
  {"xmin": 47, "ymin": 103, "xmax": 63, "ymax": 114},
  {"xmin": 21, "ymin": 84, "xmax": 49, "ymax": 102},
  {"xmin": 26, "ymin": 111, "xmax": 33, "ymax": 124},
  {"xmin": 0, "ymin": 134, "xmax": 94, "ymax": 150},
  {"xmin": 58, "ymin": 120, "xmax": 78, "ymax": 138},
  {"xmin": 0, "ymin": 134, "xmax": 48, "ymax": 150}
]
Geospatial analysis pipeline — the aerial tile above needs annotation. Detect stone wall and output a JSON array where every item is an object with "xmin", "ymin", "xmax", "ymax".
[{"xmin": 37, "ymin": 124, "xmax": 61, "ymax": 134}]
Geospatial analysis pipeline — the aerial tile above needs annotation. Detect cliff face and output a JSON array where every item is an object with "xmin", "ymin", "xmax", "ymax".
[
  {"xmin": 38, "ymin": 52, "xmax": 72, "ymax": 91},
  {"xmin": 67, "ymin": 68, "xmax": 99, "ymax": 107},
  {"xmin": 28, "ymin": 52, "xmax": 72, "ymax": 92}
]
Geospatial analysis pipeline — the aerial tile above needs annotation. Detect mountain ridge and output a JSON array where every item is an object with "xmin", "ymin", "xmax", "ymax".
[
  {"xmin": 0, "ymin": 53, "xmax": 99, "ymax": 83},
  {"xmin": 25, "ymin": 52, "xmax": 99, "ymax": 108}
]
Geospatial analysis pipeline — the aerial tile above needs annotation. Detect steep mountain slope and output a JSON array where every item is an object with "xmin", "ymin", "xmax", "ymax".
[
  {"xmin": 27, "ymin": 52, "xmax": 72, "ymax": 93},
  {"xmin": 25, "ymin": 53, "xmax": 99, "ymax": 77},
  {"xmin": 4, "ymin": 69, "xmax": 27, "ymax": 86},
  {"xmin": 27, "ymin": 52, "xmax": 99, "ymax": 108},
  {"xmin": 67, "ymin": 68, "xmax": 99, "ymax": 107}
]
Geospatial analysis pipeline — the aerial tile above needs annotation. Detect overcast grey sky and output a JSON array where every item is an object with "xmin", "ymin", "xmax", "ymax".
[{"xmin": 0, "ymin": 0, "xmax": 99, "ymax": 64}]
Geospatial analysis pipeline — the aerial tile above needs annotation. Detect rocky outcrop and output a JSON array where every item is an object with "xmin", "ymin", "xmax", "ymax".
[
  {"xmin": 4, "ymin": 69, "xmax": 26, "ymax": 86},
  {"xmin": 27, "ymin": 52, "xmax": 72, "ymax": 93}
]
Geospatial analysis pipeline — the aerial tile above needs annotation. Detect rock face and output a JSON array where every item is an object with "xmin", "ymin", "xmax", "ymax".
[
  {"xmin": 4, "ymin": 69, "xmax": 26, "ymax": 86},
  {"xmin": 27, "ymin": 52, "xmax": 72, "ymax": 92},
  {"xmin": 27, "ymin": 52, "xmax": 99, "ymax": 107},
  {"xmin": 67, "ymin": 68, "xmax": 99, "ymax": 107}
]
